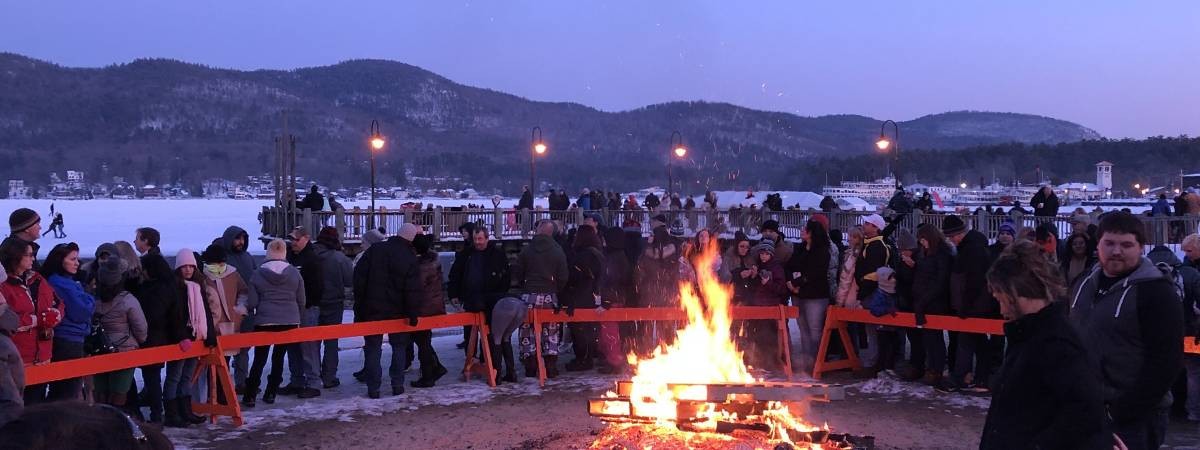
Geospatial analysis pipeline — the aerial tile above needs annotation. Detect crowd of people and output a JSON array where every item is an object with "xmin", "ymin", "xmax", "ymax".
[{"xmin": 1, "ymin": 194, "xmax": 1199, "ymax": 449}]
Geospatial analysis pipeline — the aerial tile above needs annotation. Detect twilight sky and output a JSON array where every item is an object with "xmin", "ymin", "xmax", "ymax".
[{"xmin": 3, "ymin": 1, "xmax": 1197, "ymax": 138}]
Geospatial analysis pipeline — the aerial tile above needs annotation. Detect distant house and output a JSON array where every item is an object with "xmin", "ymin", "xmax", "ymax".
[
  {"xmin": 140, "ymin": 184, "xmax": 163, "ymax": 199},
  {"xmin": 7, "ymin": 180, "xmax": 29, "ymax": 199}
]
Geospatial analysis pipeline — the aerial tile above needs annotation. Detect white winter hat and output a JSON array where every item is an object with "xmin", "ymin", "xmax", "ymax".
[
  {"xmin": 397, "ymin": 223, "xmax": 422, "ymax": 242},
  {"xmin": 174, "ymin": 248, "xmax": 198, "ymax": 270}
]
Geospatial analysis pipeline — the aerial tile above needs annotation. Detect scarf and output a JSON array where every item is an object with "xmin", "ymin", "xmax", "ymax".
[{"xmin": 183, "ymin": 280, "xmax": 207, "ymax": 341}]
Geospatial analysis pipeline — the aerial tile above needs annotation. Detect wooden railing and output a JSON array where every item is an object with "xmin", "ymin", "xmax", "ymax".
[{"xmin": 260, "ymin": 206, "xmax": 1200, "ymax": 247}]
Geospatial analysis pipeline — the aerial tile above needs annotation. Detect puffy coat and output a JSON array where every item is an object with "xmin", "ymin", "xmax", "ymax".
[
  {"xmin": 47, "ymin": 273, "xmax": 93, "ymax": 344},
  {"xmin": 0, "ymin": 305, "xmax": 23, "ymax": 427},
  {"xmin": 247, "ymin": 260, "xmax": 305, "ymax": 326},
  {"xmin": 0, "ymin": 272, "xmax": 62, "ymax": 365},
  {"xmin": 94, "ymin": 291, "xmax": 148, "ymax": 353},
  {"xmin": 980, "ymin": 301, "xmax": 1110, "ymax": 449},
  {"xmin": 353, "ymin": 237, "xmax": 422, "ymax": 322}
]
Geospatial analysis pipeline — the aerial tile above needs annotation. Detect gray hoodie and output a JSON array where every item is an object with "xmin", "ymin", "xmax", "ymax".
[
  {"xmin": 248, "ymin": 260, "xmax": 305, "ymax": 326},
  {"xmin": 0, "ymin": 304, "xmax": 22, "ymax": 427}
]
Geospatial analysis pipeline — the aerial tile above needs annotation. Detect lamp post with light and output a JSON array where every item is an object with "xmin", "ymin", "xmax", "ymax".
[
  {"xmin": 530, "ymin": 127, "xmax": 547, "ymax": 194},
  {"xmin": 368, "ymin": 120, "xmax": 385, "ymax": 228},
  {"xmin": 668, "ymin": 131, "xmax": 687, "ymax": 197},
  {"xmin": 876, "ymin": 120, "xmax": 901, "ymax": 188}
]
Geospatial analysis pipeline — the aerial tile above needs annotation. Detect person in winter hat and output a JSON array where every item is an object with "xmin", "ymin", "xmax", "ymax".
[
  {"xmin": 743, "ymin": 237, "xmax": 787, "ymax": 371},
  {"xmin": 161, "ymin": 249, "xmax": 213, "ymax": 427},
  {"xmin": 759, "ymin": 219, "xmax": 794, "ymax": 265},
  {"xmin": 284, "ymin": 226, "xmax": 324, "ymax": 399},
  {"xmin": 7, "ymin": 209, "xmax": 40, "ymax": 267},
  {"xmin": 91, "ymin": 257, "xmax": 147, "ymax": 412},
  {"xmin": 214, "ymin": 225, "xmax": 256, "ymax": 392}
]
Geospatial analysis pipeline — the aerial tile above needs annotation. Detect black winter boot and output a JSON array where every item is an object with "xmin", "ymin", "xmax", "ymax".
[
  {"xmin": 164, "ymin": 398, "xmax": 189, "ymax": 428},
  {"xmin": 523, "ymin": 357, "xmax": 538, "ymax": 378},
  {"xmin": 181, "ymin": 395, "xmax": 206, "ymax": 424},
  {"xmin": 501, "ymin": 343, "xmax": 518, "ymax": 383},
  {"xmin": 544, "ymin": 355, "xmax": 559, "ymax": 379}
]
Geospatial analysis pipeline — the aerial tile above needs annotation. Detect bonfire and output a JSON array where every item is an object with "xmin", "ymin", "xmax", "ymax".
[{"xmin": 588, "ymin": 241, "xmax": 872, "ymax": 450}]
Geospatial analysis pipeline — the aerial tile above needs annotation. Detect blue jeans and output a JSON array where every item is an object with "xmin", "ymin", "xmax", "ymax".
[
  {"xmin": 1184, "ymin": 354, "xmax": 1200, "ymax": 420},
  {"xmin": 164, "ymin": 358, "xmax": 198, "ymax": 400},
  {"xmin": 318, "ymin": 305, "xmax": 344, "ymax": 384},
  {"xmin": 289, "ymin": 306, "xmax": 322, "ymax": 388},
  {"xmin": 793, "ymin": 298, "xmax": 828, "ymax": 370},
  {"xmin": 363, "ymin": 332, "xmax": 413, "ymax": 394}
]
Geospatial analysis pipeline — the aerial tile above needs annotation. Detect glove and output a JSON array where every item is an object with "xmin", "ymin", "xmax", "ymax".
[
  {"xmin": 408, "ymin": 316, "xmax": 419, "ymax": 327},
  {"xmin": 553, "ymin": 303, "xmax": 563, "ymax": 315},
  {"xmin": 178, "ymin": 339, "xmax": 193, "ymax": 353},
  {"xmin": 915, "ymin": 313, "xmax": 927, "ymax": 327}
]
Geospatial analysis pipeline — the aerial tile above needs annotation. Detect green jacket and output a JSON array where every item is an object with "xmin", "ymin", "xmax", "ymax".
[{"xmin": 514, "ymin": 235, "xmax": 569, "ymax": 295}]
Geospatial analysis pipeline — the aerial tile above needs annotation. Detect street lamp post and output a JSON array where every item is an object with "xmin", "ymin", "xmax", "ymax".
[
  {"xmin": 876, "ymin": 120, "xmax": 901, "ymax": 188},
  {"xmin": 530, "ymin": 127, "xmax": 547, "ymax": 194},
  {"xmin": 368, "ymin": 120, "xmax": 385, "ymax": 228},
  {"xmin": 668, "ymin": 131, "xmax": 687, "ymax": 197}
]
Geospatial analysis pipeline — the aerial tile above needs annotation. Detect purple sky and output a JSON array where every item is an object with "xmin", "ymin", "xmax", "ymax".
[{"xmin": 3, "ymin": 1, "xmax": 1197, "ymax": 138}]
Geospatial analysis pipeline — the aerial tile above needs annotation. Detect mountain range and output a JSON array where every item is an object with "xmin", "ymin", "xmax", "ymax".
[{"xmin": 0, "ymin": 53, "xmax": 1101, "ymax": 194}]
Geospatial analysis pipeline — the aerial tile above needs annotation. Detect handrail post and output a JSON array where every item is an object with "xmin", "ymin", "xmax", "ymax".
[{"xmin": 433, "ymin": 206, "xmax": 444, "ymax": 242}]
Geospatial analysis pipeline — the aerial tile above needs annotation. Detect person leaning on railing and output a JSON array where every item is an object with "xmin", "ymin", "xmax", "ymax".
[
  {"xmin": 90, "ymin": 258, "xmax": 148, "ymax": 412},
  {"xmin": 0, "ymin": 237, "xmax": 62, "ymax": 406}
]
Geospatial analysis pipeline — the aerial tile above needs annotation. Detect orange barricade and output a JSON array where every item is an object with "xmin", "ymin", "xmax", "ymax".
[
  {"xmin": 813, "ymin": 306, "xmax": 1200, "ymax": 380},
  {"xmin": 529, "ymin": 305, "xmax": 798, "ymax": 386},
  {"xmin": 24, "ymin": 312, "xmax": 493, "ymax": 427}
]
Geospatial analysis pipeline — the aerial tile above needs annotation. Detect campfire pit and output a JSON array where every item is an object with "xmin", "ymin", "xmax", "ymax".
[{"xmin": 585, "ymin": 243, "xmax": 873, "ymax": 449}]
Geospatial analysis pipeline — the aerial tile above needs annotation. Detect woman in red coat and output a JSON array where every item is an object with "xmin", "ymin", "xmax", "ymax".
[{"xmin": 0, "ymin": 238, "xmax": 62, "ymax": 405}]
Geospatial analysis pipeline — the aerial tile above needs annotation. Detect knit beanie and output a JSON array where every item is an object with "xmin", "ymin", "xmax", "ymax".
[
  {"xmin": 361, "ymin": 229, "xmax": 386, "ymax": 250},
  {"xmin": 809, "ymin": 214, "xmax": 830, "ymax": 232},
  {"xmin": 397, "ymin": 223, "xmax": 421, "ymax": 242},
  {"xmin": 174, "ymin": 248, "xmax": 198, "ymax": 270},
  {"xmin": 998, "ymin": 220, "xmax": 1017, "ymax": 236},
  {"xmin": 876, "ymin": 267, "xmax": 897, "ymax": 294},
  {"xmin": 752, "ymin": 240, "xmax": 776, "ymax": 257},
  {"xmin": 941, "ymin": 214, "xmax": 966, "ymax": 236},
  {"xmin": 761, "ymin": 219, "xmax": 781, "ymax": 232},
  {"xmin": 97, "ymin": 258, "xmax": 127, "ymax": 287},
  {"xmin": 9, "ymin": 208, "xmax": 39, "ymax": 234}
]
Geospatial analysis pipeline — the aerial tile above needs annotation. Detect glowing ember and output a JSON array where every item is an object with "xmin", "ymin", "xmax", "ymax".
[{"xmin": 593, "ymin": 239, "xmax": 828, "ymax": 448}]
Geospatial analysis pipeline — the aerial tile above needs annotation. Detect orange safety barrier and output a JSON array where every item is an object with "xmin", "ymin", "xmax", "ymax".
[
  {"xmin": 24, "ymin": 312, "xmax": 494, "ymax": 427},
  {"xmin": 813, "ymin": 306, "xmax": 1200, "ymax": 380},
  {"xmin": 529, "ymin": 305, "xmax": 799, "ymax": 386}
]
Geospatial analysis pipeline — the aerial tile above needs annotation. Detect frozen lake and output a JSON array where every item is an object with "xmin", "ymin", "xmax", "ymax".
[{"xmin": 0, "ymin": 198, "xmax": 536, "ymax": 258}]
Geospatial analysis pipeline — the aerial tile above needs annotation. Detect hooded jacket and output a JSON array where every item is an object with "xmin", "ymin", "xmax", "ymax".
[
  {"xmin": 750, "ymin": 257, "xmax": 789, "ymax": 307},
  {"xmin": 563, "ymin": 244, "xmax": 605, "ymax": 309},
  {"xmin": 131, "ymin": 250, "xmax": 188, "ymax": 348},
  {"xmin": 313, "ymin": 242, "xmax": 353, "ymax": 309},
  {"xmin": 413, "ymin": 252, "xmax": 447, "ymax": 317},
  {"xmin": 218, "ymin": 226, "xmax": 257, "ymax": 283},
  {"xmin": 0, "ymin": 271, "xmax": 62, "ymax": 364},
  {"xmin": 447, "ymin": 243, "xmax": 511, "ymax": 313},
  {"xmin": 950, "ymin": 230, "xmax": 998, "ymax": 318},
  {"xmin": 854, "ymin": 235, "xmax": 891, "ymax": 301},
  {"xmin": 47, "ymin": 273, "xmax": 93, "ymax": 344},
  {"xmin": 247, "ymin": 260, "xmax": 305, "ymax": 326},
  {"xmin": 1069, "ymin": 257, "xmax": 1184, "ymax": 425},
  {"xmin": 353, "ymin": 237, "xmax": 422, "ymax": 322},
  {"xmin": 512, "ymin": 235, "xmax": 569, "ymax": 295},
  {"xmin": 287, "ymin": 243, "xmax": 324, "ymax": 309},
  {"xmin": 1148, "ymin": 246, "xmax": 1200, "ymax": 337},
  {"xmin": 202, "ymin": 265, "xmax": 249, "ymax": 336},
  {"xmin": 0, "ymin": 304, "xmax": 23, "ymax": 427},
  {"xmin": 94, "ymin": 291, "xmax": 148, "ymax": 353},
  {"xmin": 980, "ymin": 301, "xmax": 1110, "ymax": 449}
]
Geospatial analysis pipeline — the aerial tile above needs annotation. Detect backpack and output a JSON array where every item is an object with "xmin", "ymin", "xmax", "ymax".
[
  {"xmin": 84, "ymin": 313, "xmax": 118, "ymax": 356},
  {"xmin": 1156, "ymin": 262, "xmax": 1198, "ymax": 315}
]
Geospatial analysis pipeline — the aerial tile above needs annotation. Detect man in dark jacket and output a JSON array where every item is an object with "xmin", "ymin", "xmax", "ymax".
[
  {"xmin": 887, "ymin": 189, "xmax": 913, "ymax": 215},
  {"xmin": 513, "ymin": 220, "xmax": 569, "ymax": 377},
  {"xmin": 132, "ymin": 227, "xmax": 188, "ymax": 424},
  {"xmin": 447, "ymin": 226, "xmax": 510, "ymax": 325},
  {"xmin": 563, "ymin": 225, "xmax": 606, "ymax": 372},
  {"xmin": 283, "ymin": 226, "xmax": 324, "ymax": 399},
  {"xmin": 643, "ymin": 192, "xmax": 661, "ymax": 211},
  {"xmin": 942, "ymin": 215, "xmax": 999, "ymax": 392},
  {"xmin": 313, "ymin": 227, "xmax": 353, "ymax": 389},
  {"xmin": 819, "ymin": 196, "xmax": 838, "ymax": 212},
  {"xmin": 353, "ymin": 223, "xmax": 424, "ymax": 398},
  {"xmin": 1030, "ymin": 186, "xmax": 1060, "ymax": 217},
  {"xmin": 299, "ymin": 185, "xmax": 324, "ymax": 211},
  {"xmin": 216, "ymin": 225, "xmax": 257, "ymax": 392},
  {"xmin": 1069, "ymin": 212, "xmax": 1183, "ymax": 449},
  {"xmin": 853, "ymin": 214, "xmax": 891, "ymax": 375},
  {"xmin": 517, "ymin": 186, "xmax": 534, "ymax": 210}
]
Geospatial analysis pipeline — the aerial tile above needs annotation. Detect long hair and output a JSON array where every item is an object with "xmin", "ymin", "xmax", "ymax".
[
  {"xmin": 1066, "ymin": 232, "xmax": 1095, "ymax": 258},
  {"xmin": 916, "ymin": 223, "xmax": 947, "ymax": 257},
  {"xmin": 987, "ymin": 240, "xmax": 1067, "ymax": 304},
  {"xmin": 39, "ymin": 242, "xmax": 79, "ymax": 278},
  {"xmin": 845, "ymin": 226, "xmax": 864, "ymax": 252},
  {"xmin": 112, "ymin": 241, "xmax": 144, "ymax": 284},
  {"xmin": 805, "ymin": 220, "xmax": 830, "ymax": 254}
]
